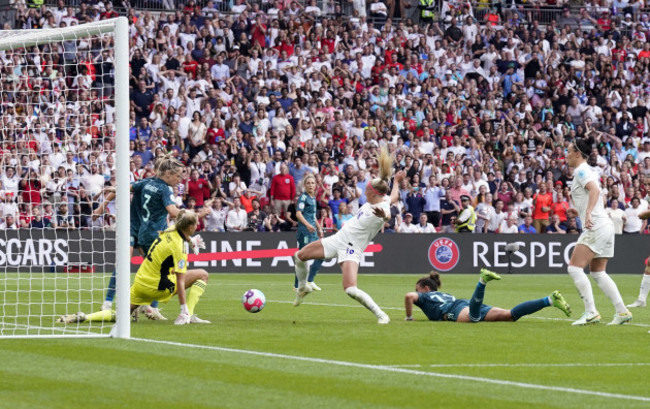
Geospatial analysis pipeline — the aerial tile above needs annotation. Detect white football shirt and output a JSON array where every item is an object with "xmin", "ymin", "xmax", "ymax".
[
  {"xmin": 571, "ymin": 162, "xmax": 609, "ymax": 228},
  {"xmin": 337, "ymin": 196, "xmax": 390, "ymax": 251}
]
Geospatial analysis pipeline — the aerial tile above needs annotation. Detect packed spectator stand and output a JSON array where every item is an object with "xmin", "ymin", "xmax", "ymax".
[{"xmin": 2, "ymin": 0, "xmax": 650, "ymax": 235}]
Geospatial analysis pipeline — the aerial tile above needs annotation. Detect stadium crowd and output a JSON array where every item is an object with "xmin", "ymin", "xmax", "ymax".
[{"xmin": 2, "ymin": 0, "xmax": 650, "ymax": 235}]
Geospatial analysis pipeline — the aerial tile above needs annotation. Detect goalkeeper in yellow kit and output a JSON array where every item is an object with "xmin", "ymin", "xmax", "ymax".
[{"xmin": 58, "ymin": 210, "xmax": 210, "ymax": 325}]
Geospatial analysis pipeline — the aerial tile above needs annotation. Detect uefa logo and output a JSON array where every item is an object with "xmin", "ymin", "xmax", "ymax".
[{"xmin": 428, "ymin": 237, "xmax": 460, "ymax": 271}]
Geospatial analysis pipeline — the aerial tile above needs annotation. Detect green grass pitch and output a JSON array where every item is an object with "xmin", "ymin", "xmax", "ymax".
[{"xmin": 1, "ymin": 273, "xmax": 649, "ymax": 409}]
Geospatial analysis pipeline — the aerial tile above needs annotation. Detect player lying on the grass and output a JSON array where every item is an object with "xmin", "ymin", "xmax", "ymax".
[
  {"xmin": 627, "ymin": 179, "xmax": 650, "ymax": 309},
  {"xmin": 293, "ymin": 146, "xmax": 405, "ymax": 324},
  {"xmin": 58, "ymin": 210, "xmax": 211, "ymax": 326},
  {"xmin": 403, "ymin": 269, "xmax": 572, "ymax": 322}
]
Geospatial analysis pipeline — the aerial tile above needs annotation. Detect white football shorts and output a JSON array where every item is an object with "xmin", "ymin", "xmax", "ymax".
[{"xmin": 576, "ymin": 221, "xmax": 615, "ymax": 259}]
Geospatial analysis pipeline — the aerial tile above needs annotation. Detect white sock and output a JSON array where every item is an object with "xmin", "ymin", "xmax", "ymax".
[
  {"xmin": 590, "ymin": 271, "xmax": 626, "ymax": 314},
  {"xmin": 294, "ymin": 255, "xmax": 308, "ymax": 288},
  {"xmin": 567, "ymin": 266, "xmax": 597, "ymax": 314},
  {"xmin": 345, "ymin": 286, "xmax": 383, "ymax": 317},
  {"xmin": 639, "ymin": 275, "xmax": 650, "ymax": 302}
]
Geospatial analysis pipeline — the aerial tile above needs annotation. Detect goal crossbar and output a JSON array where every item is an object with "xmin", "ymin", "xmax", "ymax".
[{"xmin": 0, "ymin": 19, "xmax": 122, "ymax": 51}]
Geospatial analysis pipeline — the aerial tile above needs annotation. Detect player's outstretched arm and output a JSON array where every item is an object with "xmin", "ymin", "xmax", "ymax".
[
  {"xmin": 390, "ymin": 170, "xmax": 406, "ymax": 205},
  {"xmin": 372, "ymin": 206, "xmax": 390, "ymax": 221},
  {"xmin": 197, "ymin": 199, "xmax": 214, "ymax": 219},
  {"xmin": 404, "ymin": 292, "xmax": 418, "ymax": 321},
  {"xmin": 93, "ymin": 190, "xmax": 116, "ymax": 220}
]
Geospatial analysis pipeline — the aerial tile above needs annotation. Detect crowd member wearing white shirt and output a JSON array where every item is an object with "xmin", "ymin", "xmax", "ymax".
[
  {"xmin": 0, "ymin": 213, "xmax": 18, "ymax": 229},
  {"xmin": 499, "ymin": 215, "xmax": 519, "ymax": 233},
  {"xmin": 485, "ymin": 199, "xmax": 506, "ymax": 233},
  {"xmin": 209, "ymin": 55, "xmax": 230, "ymax": 87},
  {"xmin": 1, "ymin": 167, "xmax": 20, "ymax": 197},
  {"xmin": 416, "ymin": 213, "xmax": 436, "ymax": 233},
  {"xmin": 566, "ymin": 138, "xmax": 631, "ymax": 326},
  {"xmin": 623, "ymin": 197, "xmax": 646, "ymax": 234},
  {"xmin": 606, "ymin": 198, "xmax": 626, "ymax": 235},
  {"xmin": 474, "ymin": 193, "xmax": 492, "ymax": 233},
  {"xmin": 204, "ymin": 197, "xmax": 230, "ymax": 232},
  {"xmin": 81, "ymin": 163, "xmax": 105, "ymax": 197},
  {"xmin": 177, "ymin": 105, "xmax": 191, "ymax": 143},
  {"xmin": 398, "ymin": 212, "xmax": 419, "ymax": 233},
  {"xmin": 225, "ymin": 197, "xmax": 247, "ymax": 232}
]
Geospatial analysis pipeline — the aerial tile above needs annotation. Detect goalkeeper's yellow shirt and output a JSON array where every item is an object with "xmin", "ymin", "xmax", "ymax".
[{"xmin": 134, "ymin": 229, "xmax": 189, "ymax": 293}]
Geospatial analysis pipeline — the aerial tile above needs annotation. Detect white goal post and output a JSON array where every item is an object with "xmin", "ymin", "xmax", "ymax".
[{"xmin": 0, "ymin": 17, "xmax": 130, "ymax": 338}]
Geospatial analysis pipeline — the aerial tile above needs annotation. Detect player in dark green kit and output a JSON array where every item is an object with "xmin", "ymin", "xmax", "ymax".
[
  {"xmin": 294, "ymin": 174, "xmax": 324, "ymax": 291},
  {"xmin": 98, "ymin": 157, "xmax": 162, "ymax": 314},
  {"xmin": 139, "ymin": 176, "xmax": 177, "ymax": 247},
  {"xmin": 404, "ymin": 269, "xmax": 572, "ymax": 322},
  {"xmin": 100, "ymin": 178, "xmax": 147, "ymax": 311}
]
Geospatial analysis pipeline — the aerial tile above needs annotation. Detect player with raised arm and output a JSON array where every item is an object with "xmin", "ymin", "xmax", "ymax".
[
  {"xmin": 58, "ymin": 210, "xmax": 211, "ymax": 325},
  {"xmin": 566, "ymin": 138, "xmax": 632, "ymax": 325},
  {"xmin": 404, "ymin": 269, "xmax": 571, "ymax": 322},
  {"xmin": 293, "ymin": 173, "xmax": 324, "ymax": 291},
  {"xmin": 626, "ymin": 179, "xmax": 650, "ymax": 309},
  {"xmin": 293, "ymin": 146, "xmax": 405, "ymax": 324}
]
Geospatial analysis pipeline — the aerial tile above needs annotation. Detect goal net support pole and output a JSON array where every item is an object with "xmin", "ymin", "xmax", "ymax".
[
  {"xmin": 113, "ymin": 16, "xmax": 130, "ymax": 340},
  {"xmin": 0, "ymin": 17, "xmax": 130, "ymax": 339}
]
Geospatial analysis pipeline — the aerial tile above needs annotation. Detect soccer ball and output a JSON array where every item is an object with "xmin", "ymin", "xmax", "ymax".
[{"xmin": 242, "ymin": 289, "xmax": 266, "ymax": 313}]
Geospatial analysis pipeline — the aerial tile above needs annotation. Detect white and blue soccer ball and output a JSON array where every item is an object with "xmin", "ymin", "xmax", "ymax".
[{"xmin": 242, "ymin": 289, "xmax": 266, "ymax": 313}]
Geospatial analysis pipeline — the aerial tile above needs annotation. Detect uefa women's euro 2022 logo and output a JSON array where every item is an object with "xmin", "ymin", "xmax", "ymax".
[{"xmin": 428, "ymin": 238, "xmax": 460, "ymax": 272}]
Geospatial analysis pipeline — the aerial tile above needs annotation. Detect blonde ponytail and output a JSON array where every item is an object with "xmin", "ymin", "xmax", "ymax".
[
  {"xmin": 377, "ymin": 145, "xmax": 394, "ymax": 182},
  {"xmin": 368, "ymin": 145, "xmax": 394, "ymax": 195}
]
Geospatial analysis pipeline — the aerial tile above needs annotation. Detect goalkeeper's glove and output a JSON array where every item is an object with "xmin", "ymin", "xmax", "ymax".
[{"xmin": 190, "ymin": 235, "xmax": 206, "ymax": 255}]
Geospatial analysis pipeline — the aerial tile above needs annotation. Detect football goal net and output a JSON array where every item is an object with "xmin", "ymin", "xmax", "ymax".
[{"xmin": 0, "ymin": 17, "xmax": 130, "ymax": 338}]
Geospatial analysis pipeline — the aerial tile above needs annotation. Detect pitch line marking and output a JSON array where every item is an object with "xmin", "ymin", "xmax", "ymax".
[
  {"xmin": 132, "ymin": 337, "xmax": 650, "ymax": 403},
  {"xmin": 268, "ymin": 299, "xmax": 404, "ymax": 310},
  {"xmin": 386, "ymin": 363, "xmax": 650, "ymax": 368},
  {"xmin": 266, "ymin": 300, "xmax": 650, "ymax": 327}
]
